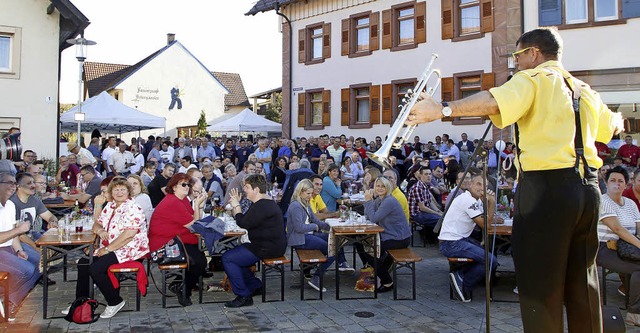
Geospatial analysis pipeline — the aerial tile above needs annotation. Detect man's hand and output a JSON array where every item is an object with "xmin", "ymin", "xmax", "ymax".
[
  {"xmin": 16, "ymin": 221, "xmax": 30, "ymax": 234},
  {"xmin": 406, "ymin": 93, "xmax": 443, "ymax": 126}
]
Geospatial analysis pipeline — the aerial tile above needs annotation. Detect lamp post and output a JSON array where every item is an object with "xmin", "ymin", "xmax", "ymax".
[{"xmin": 67, "ymin": 36, "xmax": 96, "ymax": 147}]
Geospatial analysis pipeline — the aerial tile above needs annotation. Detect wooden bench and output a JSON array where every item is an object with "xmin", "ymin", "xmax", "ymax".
[
  {"xmin": 0, "ymin": 272, "xmax": 8, "ymax": 322},
  {"xmin": 108, "ymin": 265, "xmax": 142, "ymax": 311},
  {"xmin": 388, "ymin": 248, "xmax": 422, "ymax": 300},
  {"xmin": 261, "ymin": 256, "xmax": 291, "ymax": 302},
  {"xmin": 158, "ymin": 263, "xmax": 188, "ymax": 308},
  {"xmin": 447, "ymin": 258, "xmax": 474, "ymax": 300},
  {"xmin": 295, "ymin": 249, "xmax": 328, "ymax": 300}
]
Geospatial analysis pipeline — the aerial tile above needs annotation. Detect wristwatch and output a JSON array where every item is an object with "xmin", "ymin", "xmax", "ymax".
[{"xmin": 441, "ymin": 102, "xmax": 452, "ymax": 117}]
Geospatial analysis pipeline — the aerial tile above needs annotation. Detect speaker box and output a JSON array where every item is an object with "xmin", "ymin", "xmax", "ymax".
[{"xmin": 602, "ymin": 305, "xmax": 626, "ymax": 333}]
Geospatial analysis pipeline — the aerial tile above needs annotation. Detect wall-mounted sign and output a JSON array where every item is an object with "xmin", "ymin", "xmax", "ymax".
[
  {"xmin": 292, "ymin": 87, "xmax": 303, "ymax": 92},
  {"xmin": 131, "ymin": 87, "xmax": 160, "ymax": 103}
]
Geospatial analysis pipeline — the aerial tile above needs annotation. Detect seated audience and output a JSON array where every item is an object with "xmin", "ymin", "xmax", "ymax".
[
  {"xmin": 10, "ymin": 173, "xmax": 59, "ymax": 248},
  {"xmin": 127, "ymin": 175, "xmax": 153, "ymax": 225},
  {"xmin": 320, "ymin": 164, "xmax": 342, "ymax": 212},
  {"xmin": 148, "ymin": 163, "xmax": 176, "ymax": 207}
]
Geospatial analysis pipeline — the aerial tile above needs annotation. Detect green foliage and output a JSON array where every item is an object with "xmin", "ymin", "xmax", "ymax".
[
  {"xmin": 264, "ymin": 92, "xmax": 282, "ymax": 123},
  {"xmin": 196, "ymin": 110, "xmax": 208, "ymax": 137}
]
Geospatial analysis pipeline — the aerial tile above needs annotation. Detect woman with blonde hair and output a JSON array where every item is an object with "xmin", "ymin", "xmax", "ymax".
[
  {"xmin": 126, "ymin": 174, "xmax": 154, "ymax": 225},
  {"xmin": 286, "ymin": 179, "xmax": 334, "ymax": 292}
]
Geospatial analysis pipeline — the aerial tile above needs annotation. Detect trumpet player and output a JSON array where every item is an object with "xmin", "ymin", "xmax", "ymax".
[{"xmin": 407, "ymin": 27, "xmax": 624, "ymax": 333}]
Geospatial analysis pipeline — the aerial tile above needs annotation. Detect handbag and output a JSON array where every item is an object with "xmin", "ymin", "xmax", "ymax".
[
  {"xmin": 617, "ymin": 238, "xmax": 640, "ymax": 261},
  {"xmin": 150, "ymin": 235, "xmax": 189, "ymax": 267},
  {"xmin": 64, "ymin": 296, "xmax": 104, "ymax": 324},
  {"xmin": 354, "ymin": 265, "xmax": 375, "ymax": 292}
]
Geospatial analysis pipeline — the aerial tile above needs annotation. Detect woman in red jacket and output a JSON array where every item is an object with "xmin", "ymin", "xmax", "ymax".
[{"xmin": 148, "ymin": 173, "xmax": 207, "ymax": 306}]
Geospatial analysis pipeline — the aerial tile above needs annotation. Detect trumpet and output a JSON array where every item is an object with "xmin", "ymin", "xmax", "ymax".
[{"xmin": 367, "ymin": 53, "xmax": 441, "ymax": 170}]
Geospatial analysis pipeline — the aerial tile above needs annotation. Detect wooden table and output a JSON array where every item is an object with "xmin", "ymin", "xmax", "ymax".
[
  {"xmin": 44, "ymin": 199, "xmax": 76, "ymax": 216},
  {"xmin": 36, "ymin": 229, "xmax": 96, "ymax": 319},
  {"xmin": 328, "ymin": 220, "xmax": 384, "ymax": 300}
]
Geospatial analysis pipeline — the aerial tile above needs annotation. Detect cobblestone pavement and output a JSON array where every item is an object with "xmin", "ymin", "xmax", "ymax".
[{"xmin": 1, "ymin": 240, "xmax": 638, "ymax": 333}]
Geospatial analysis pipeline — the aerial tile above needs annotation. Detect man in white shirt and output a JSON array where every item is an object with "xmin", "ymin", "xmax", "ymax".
[
  {"xmin": 178, "ymin": 156, "xmax": 197, "ymax": 174},
  {"xmin": 101, "ymin": 137, "xmax": 117, "ymax": 176},
  {"xmin": 109, "ymin": 142, "xmax": 135, "ymax": 177},
  {"xmin": 326, "ymin": 137, "xmax": 345, "ymax": 166},
  {"xmin": 438, "ymin": 173, "xmax": 499, "ymax": 303},
  {"xmin": 129, "ymin": 145, "xmax": 145, "ymax": 175},
  {"xmin": 67, "ymin": 141, "xmax": 97, "ymax": 167}
]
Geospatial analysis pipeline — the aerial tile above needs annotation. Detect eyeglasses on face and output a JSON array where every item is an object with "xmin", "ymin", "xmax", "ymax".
[
  {"xmin": 511, "ymin": 46, "xmax": 539, "ymax": 60},
  {"xmin": 180, "ymin": 183, "xmax": 192, "ymax": 188},
  {"xmin": 0, "ymin": 181, "xmax": 17, "ymax": 186}
]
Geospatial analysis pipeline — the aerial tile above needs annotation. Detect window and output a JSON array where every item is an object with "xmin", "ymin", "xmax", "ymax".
[
  {"xmin": 342, "ymin": 11, "xmax": 379, "ymax": 58},
  {"xmin": 539, "ymin": 0, "xmax": 633, "ymax": 28},
  {"xmin": 355, "ymin": 88, "xmax": 370, "ymax": 123},
  {"xmin": 341, "ymin": 84, "xmax": 380, "ymax": 128},
  {"xmin": 0, "ymin": 26, "xmax": 21, "ymax": 79},
  {"xmin": 382, "ymin": 1, "xmax": 426, "ymax": 51},
  {"xmin": 441, "ymin": 71, "xmax": 494, "ymax": 125},
  {"xmin": 297, "ymin": 89, "xmax": 331, "ymax": 129},
  {"xmin": 442, "ymin": 0, "xmax": 493, "ymax": 41},
  {"xmin": 298, "ymin": 22, "xmax": 331, "ymax": 65}
]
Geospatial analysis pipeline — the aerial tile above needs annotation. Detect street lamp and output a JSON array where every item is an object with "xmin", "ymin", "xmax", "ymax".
[
  {"xmin": 507, "ymin": 55, "xmax": 515, "ymax": 79},
  {"xmin": 66, "ymin": 36, "xmax": 96, "ymax": 147}
]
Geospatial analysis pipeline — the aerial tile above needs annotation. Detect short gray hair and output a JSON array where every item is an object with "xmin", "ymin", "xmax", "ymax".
[{"xmin": 299, "ymin": 158, "xmax": 311, "ymax": 169}]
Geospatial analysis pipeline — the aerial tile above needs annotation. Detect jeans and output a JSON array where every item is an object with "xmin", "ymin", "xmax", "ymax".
[
  {"xmin": 412, "ymin": 212, "xmax": 441, "ymax": 228},
  {"xmin": 222, "ymin": 245, "xmax": 262, "ymax": 297},
  {"xmin": 0, "ymin": 244, "xmax": 41, "ymax": 306},
  {"xmin": 439, "ymin": 237, "xmax": 498, "ymax": 295},
  {"xmin": 77, "ymin": 253, "xmax": 122, "ymax": 306},
  {"xmin": 356, "ymin": 238, "xmax": 410, "ymax": 285},
  {"xmin": 293, "ymin": 233, "xmax": 344, "ymax": 277}
]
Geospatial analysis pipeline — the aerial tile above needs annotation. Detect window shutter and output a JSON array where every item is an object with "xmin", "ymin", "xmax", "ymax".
[
  {"xmin": 382, "ymin": 9, "xmax": 392, "ymax": 49},
  {"xmin": 441, "ymin": 77, "xmax": 454, "ymax": 102},
  {"xmin": 538, "ymin": 0, "xmax": 562, "ymax": 26},
  {"xmin": 370, "ymin": 85, "xmax": 380, "ymax": 125},
  {"xmin": 322, "ymin": 90, "xmax": 331, "ymax": 126},
  {"xmin": 623, "ymin": 0, "xmax": 640, "ymax": 19},
  {"xmin": 341, "ymin": 19, "xmax": 350, "ymax": 56},
  {"xmin": 370, "ymin": 12, "xmax": 380, "ymax": 51},
  {"xmin": 441, "ymin": 0, "xmax": 453, "ymax": 40},
  {"xmin": 481, "ymin": 72, "xmax": 495, "ymax": 91},
  {"xmin": 480, "ymin": 0, "xmax": 494, "ymax": 33},
  {"xmin": 298, "ymin": 93, "xmax": 306, "ymax": 127},
  {"xmin": 322, "ymin": 23, "xmax": 331, "ymax": 59},
  {"xmin": 415, "ymin": 1, "xmax": 427, "ymax": 44},
  {"xmin": 298, "ymin": 29, "xmax": 306, "ymax": 63},
  {"xmin": 341, "ymin": 88, "xmax": 350, "ymax": 126},
  {"xmin": 381, "ymin": 84, "xmax": 393, "ymax": 124}
]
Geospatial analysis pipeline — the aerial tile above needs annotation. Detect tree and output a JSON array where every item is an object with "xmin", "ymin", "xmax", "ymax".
[
  {"xmin": 195, "ymin": 110, "xmax": 208, "ymax": 137},
  {"xmin": 264, "ymin": 92, "xmax": 282, "ymax": 123}
]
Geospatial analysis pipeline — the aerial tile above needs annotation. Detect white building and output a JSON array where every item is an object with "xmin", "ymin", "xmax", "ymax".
[
  {"xmin": 0, "ymin": 0, "xmax": 88, "ymax": 158},
  {"xmin": 84, "ymin": 34, "xmax": 251, "ymax": 140},
  {"xmin": 247, "ymin": 0, "xmax": 520, "ymax": 144}
]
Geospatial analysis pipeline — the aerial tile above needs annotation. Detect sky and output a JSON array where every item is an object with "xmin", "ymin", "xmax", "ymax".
[{"xmin": 59, "ymin": 0, "xmax": 282, "ymax": 104}]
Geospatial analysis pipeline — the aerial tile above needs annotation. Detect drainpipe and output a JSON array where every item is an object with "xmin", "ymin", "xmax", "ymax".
[{"xmin": 275, "ymin": 2, "xmax": 293, "ymax": 139}]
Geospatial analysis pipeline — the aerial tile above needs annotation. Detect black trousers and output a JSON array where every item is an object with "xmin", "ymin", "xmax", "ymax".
[
  {"xmin": 512, "ymin": 168, "xmax": 602, "ymax": 333},
  {"xmin": 356, "ymin": 237, "xmax": 410, "ymax": 285},
  {"xmin": 77, "ymin": 253, "xmax": 122, "ymax": 306},
  {"xmin": 184, "ymin": 243, "xmax": 207, "ymax": 296}
]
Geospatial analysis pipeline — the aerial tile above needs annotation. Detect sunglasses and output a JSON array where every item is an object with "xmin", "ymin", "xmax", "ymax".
[
  {"xmin": 511, "ymin": 46, "xmax": 539, "ymax": 60},
  {"xmin": 180, "ymin": 183, "xmax": 192, "ymax": 188}
]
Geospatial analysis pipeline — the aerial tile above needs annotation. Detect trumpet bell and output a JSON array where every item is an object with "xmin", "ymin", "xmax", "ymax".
[{"xmin": 366, "ymin": 151, "xmax": 393, "ymax": 171}]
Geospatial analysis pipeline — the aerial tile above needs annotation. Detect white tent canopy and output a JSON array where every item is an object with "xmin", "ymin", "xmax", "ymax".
[
  {"xmin": 60, "ymin": 91, "xmax": 166, "ymax": 133},
  {"xmin": 206, "ymin": 108, "xmax": 281, "ymax": 132}
]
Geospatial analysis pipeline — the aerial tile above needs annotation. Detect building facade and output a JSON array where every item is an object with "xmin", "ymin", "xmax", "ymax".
[{"xmin": 0, "ymin": 0, "xmax": 87, "ymax": 158}]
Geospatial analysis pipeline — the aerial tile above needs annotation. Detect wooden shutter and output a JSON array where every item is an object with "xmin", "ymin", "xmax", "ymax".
[
  {"xmin": 323, "ymin": 23, "xmax": 331, "ymax": 59},
  {"xmin": 480, "ymin": 0, "xmax": 494, "ymax": 33},
  {"xmin": 381, "ymin": 84, "xmax": 393, "ymax": 124},
  {"xmin": 539, "ymin": 0, "xmax": 563, "ymax": 25},
  {"xmin": 370, "ymin": 85, "xmax": 380, "ymax": 125},
  {"xmin": 441, "ymin": 77, "xmax": 454, "ymax": 102},
  {"xmin": 415, "ymin": 1, "xmax": 427, "ymax": 44},
  {"xmin": 341, "ymin": 88, "xmax": 350, "ymax": 126},
  {"xmin": 381, "ymin": 9, "xmax": 392, "ymax": 49},
  {"xmin": 370, "ymin": 12, "xmax": 380, "ymax": 51},
  {"xmin": 623, "ymin": 0, "xmax": 640, "ymax": 19},
  {"xmin": 298, "ymin": 29, "xmax": 306, "ymax": 63},
  {"xmin": 341, "ymin": 19, "xmax": 350, "ymax": 56},
  {"xmin": 298, "ymin": 93, "xmax": 306, "ymax": 127},
  {"xmin": 322, "ymin": 90, "xmax": 331, "ymax": 126},
  {"xmin": 441, "ymin": 0, "xmax": 453, "ymax": 40},
  {"xmin": 481, "ymin": 72, "xmax": 495, "ymax": 91}
]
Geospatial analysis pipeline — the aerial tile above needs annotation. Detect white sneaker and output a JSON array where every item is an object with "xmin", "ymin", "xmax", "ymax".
[
  {"xmin": 513, "ymin": 286, "xmax": 519, "ymax": 295},
  {"xmin": 100, "ymin": 300, "xmax": 126, "ymax": 319},
  {"xmin": 61, "ymin": 305, "xmax": 71, "ymax": 315},
  {"xmin": 307, "ymin": 275, "xmax": 327, "ymax": 292},
  {"xmin": 338, "ymin": 262, "xmax": 355, "ymax": 272}
]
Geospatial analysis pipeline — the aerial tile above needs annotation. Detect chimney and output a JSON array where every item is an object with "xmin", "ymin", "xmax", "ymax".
[{"xmin": 167, "ymin": 33, "xmax": 175, "ymax": 45}]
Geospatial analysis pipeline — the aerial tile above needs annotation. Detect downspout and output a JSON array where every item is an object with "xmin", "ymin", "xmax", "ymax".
[{"xmin": 275, "ymin": 3, "xmax": 293, "ymax": 139}]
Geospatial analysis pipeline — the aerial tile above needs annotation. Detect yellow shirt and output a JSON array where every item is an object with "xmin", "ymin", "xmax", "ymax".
[
  {"xmin": 392, "ymin": 187, "xmax": 411, "ymax": 223},
  {"xmin": 310, "ymin": 194, "xmax": 327, "ymax": 214},
  {"xmin": 489, "ymin": 60, "xmax": 619, "ymax": 172}
]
